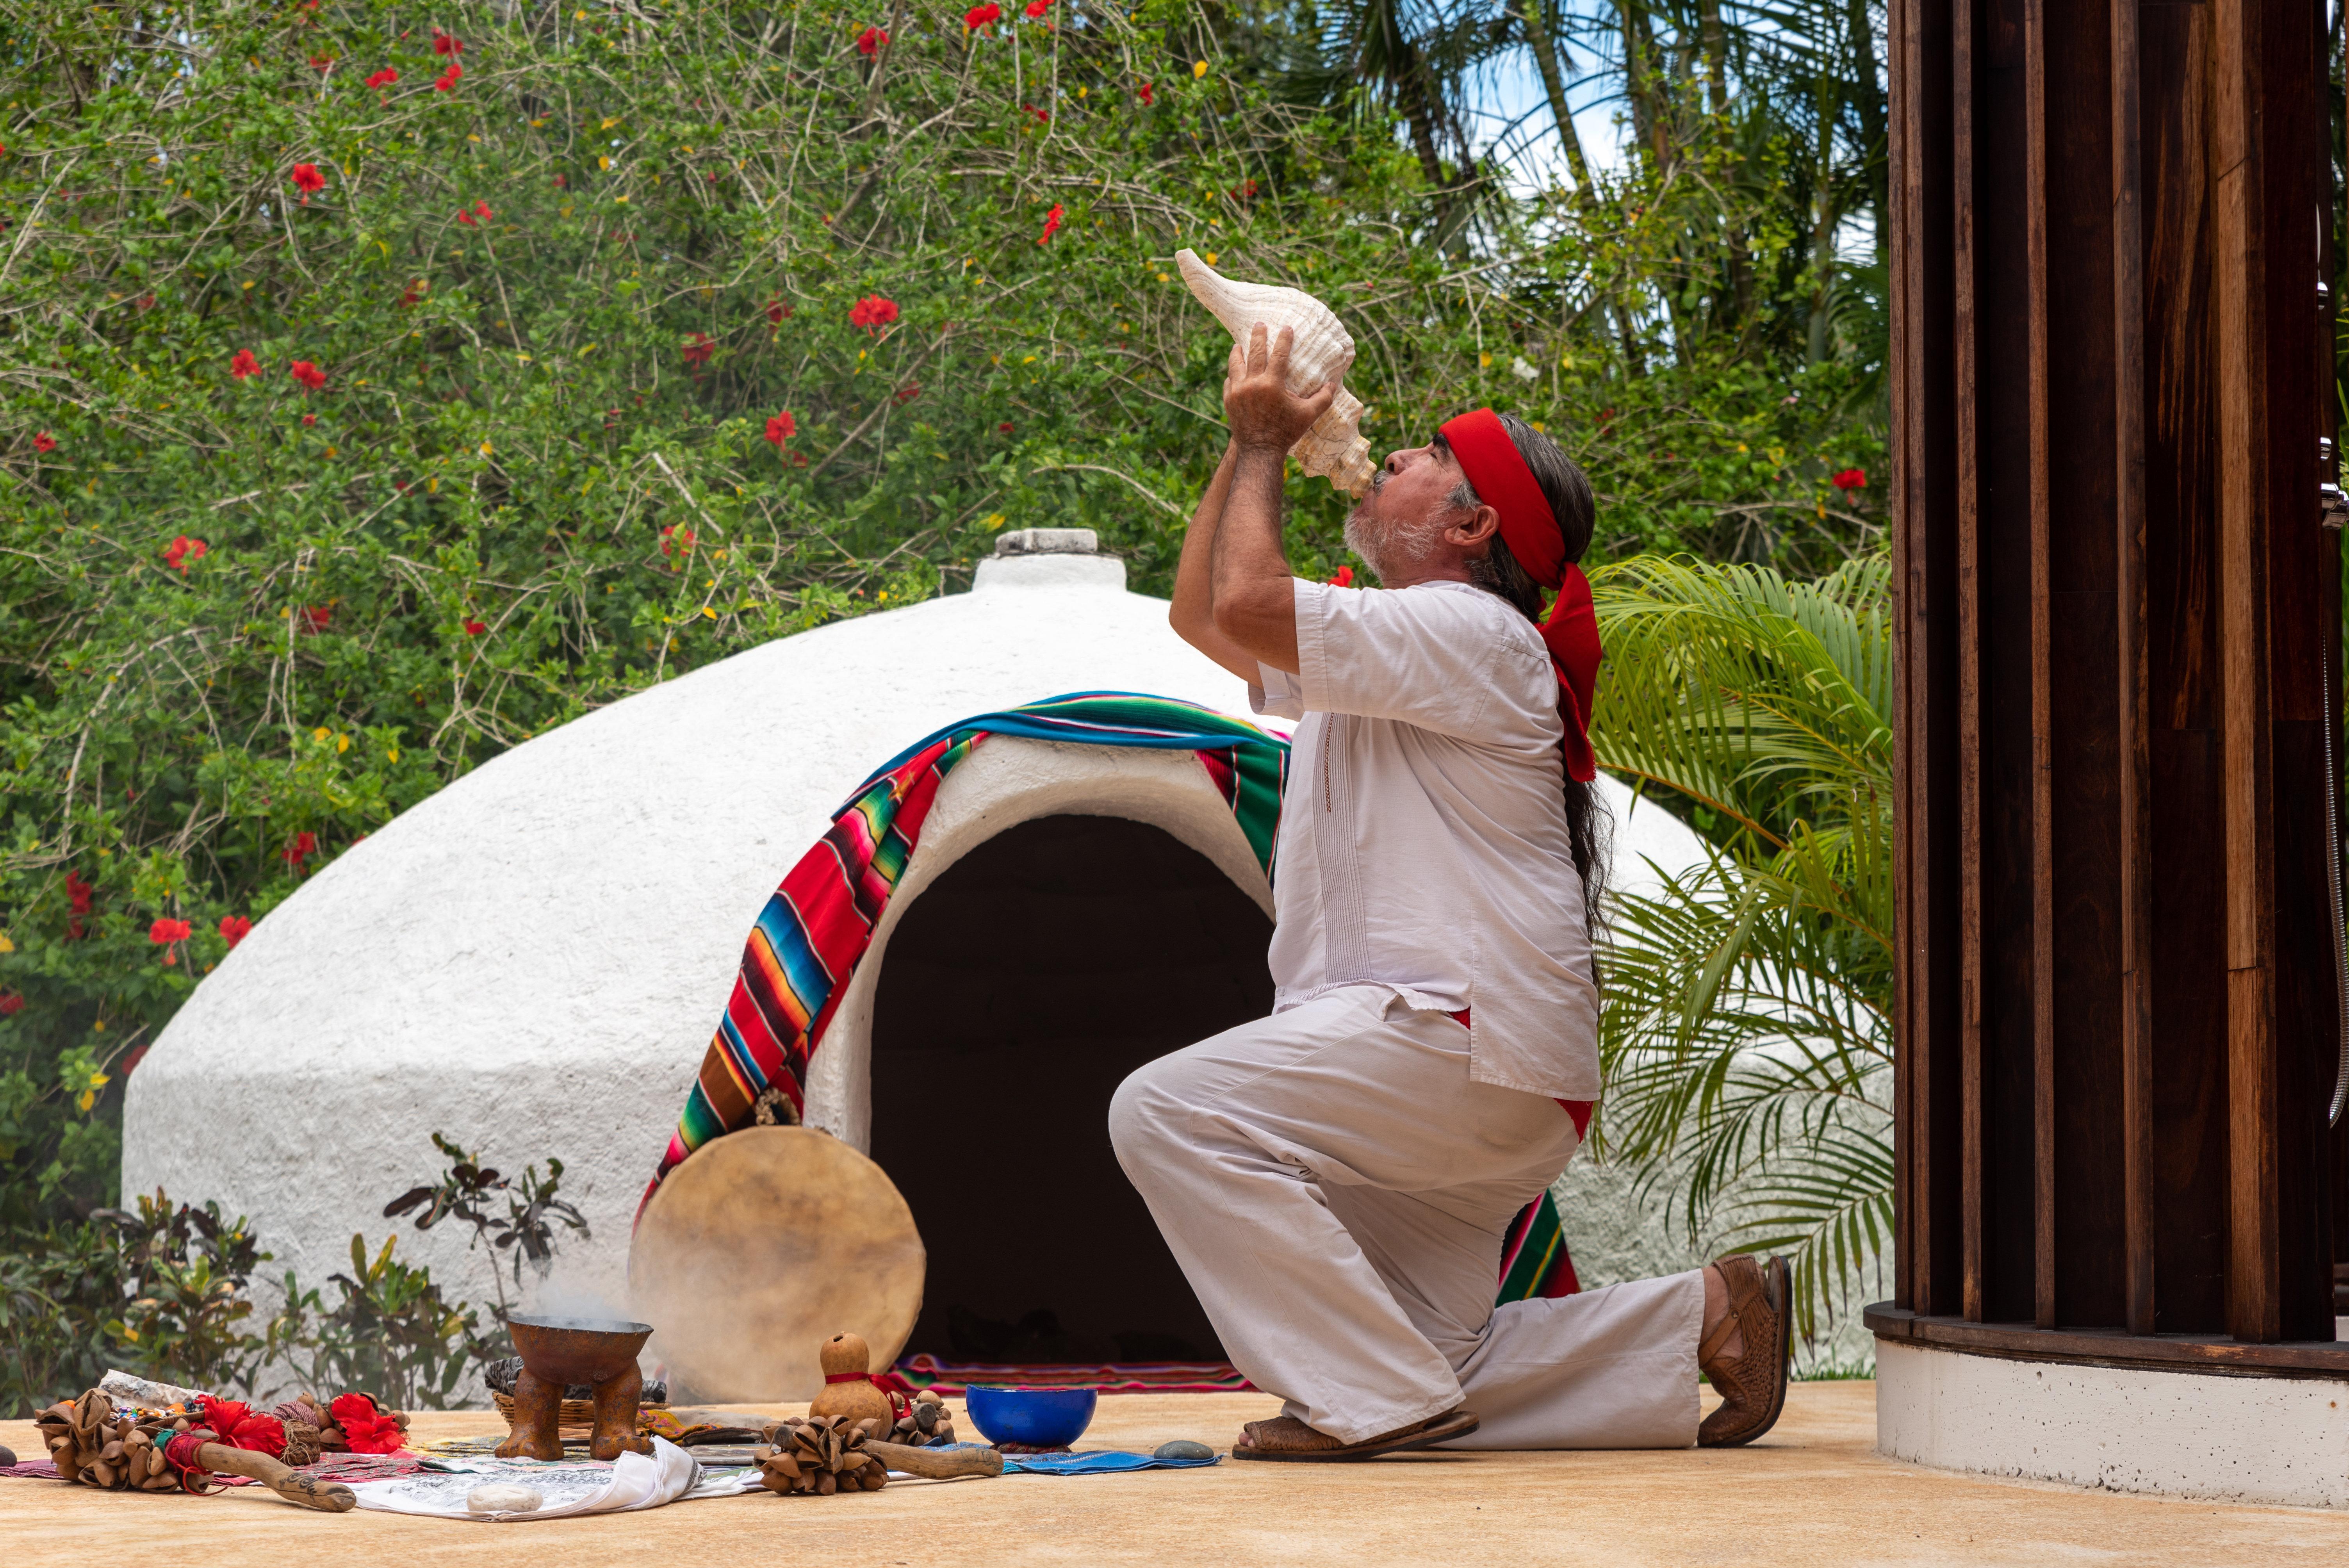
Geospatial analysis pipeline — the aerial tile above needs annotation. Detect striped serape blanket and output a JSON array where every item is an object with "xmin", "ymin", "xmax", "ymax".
[
  {"xmin": 645, "ymin": 689, "xmax": 1583, "ymax": 1308},
  {"xmin": 887, "ymin": 1353, "xmax": 1255, "ymax": 1397}
]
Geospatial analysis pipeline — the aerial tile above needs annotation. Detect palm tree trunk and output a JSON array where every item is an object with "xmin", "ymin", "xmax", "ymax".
[{"xmin": 1518, "ymin": 0, "xmax": 1595, "ymax": 196}]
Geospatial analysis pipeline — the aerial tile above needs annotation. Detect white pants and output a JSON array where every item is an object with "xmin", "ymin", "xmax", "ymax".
[{"xmin": 1109, "ymin": 985, "xmax": 1704, "ymax": 1449}]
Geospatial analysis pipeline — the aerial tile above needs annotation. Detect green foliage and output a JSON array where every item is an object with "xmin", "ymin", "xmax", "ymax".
[
  {"xmin": 264, "ymin": 1233, "xmax": 496, "ymax": 1411},
  {"xmin": 1586, "ymin": 554, "xmax": 1893, "ymax": 1345},
  {"xmin": 379, "ymin": 1131, "xmax": 588, "ymax": 1321}
]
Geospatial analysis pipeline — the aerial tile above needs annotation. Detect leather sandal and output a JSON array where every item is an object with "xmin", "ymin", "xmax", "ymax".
[
  {"xmin": 1231, "ymin": 1408, "xmax": 1480, "ymax": 1461},
  {"xmin": 1697, "ymin": 1253, "xmax": 1792, "ymax": 1447}
]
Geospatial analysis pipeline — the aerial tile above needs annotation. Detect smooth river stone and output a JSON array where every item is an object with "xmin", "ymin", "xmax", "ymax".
[
  {"xmin": 1153, "ymin": 1440, "xmax": 1216, "ymax": 1463},
  {"xmin": 466, "ymin": 1483, "xmax": 546, "ymax": 1513}
]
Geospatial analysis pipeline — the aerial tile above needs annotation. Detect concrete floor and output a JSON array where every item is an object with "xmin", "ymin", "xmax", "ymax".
[{"xmin": 5, "ymin": 1382, "xmax": 2348, "ymax": 1565}]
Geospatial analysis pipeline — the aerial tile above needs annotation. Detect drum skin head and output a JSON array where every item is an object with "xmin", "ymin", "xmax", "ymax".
[{"xmin": 629, "ymin": 1127, "xmax": 925, "ymax": 1402}]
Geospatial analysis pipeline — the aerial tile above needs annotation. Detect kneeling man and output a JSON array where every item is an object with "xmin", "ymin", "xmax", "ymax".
[{"xmin": 1109, "ymin": 324, "xmax": 1791, "ymax": 1458}]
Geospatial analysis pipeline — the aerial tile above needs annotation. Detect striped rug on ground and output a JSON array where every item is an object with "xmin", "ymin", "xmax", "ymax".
[
  {"xmin": 886, "ymin": 1354, "xmax": 1255, "ymax": 1397},
  {"xmin": 642, "ymin": 689, "xmax": 1583, "ymax": 1307}
]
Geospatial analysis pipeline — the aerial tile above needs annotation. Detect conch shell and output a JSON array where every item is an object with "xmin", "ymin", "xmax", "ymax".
[{"xmin": 1177, "ymin": 249, "xmax": 1377, "ymax": 497}]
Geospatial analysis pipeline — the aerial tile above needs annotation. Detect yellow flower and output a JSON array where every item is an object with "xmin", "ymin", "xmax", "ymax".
[
  {"xmin": 702, "ymin": 606, "xmax": 718, "ymax": 620},
  {"xmin": 336, "ymin": 734, "xmax": 351, "ymax": 754},
  {"xmin": 1479, "ymin": 351, "xmax": 1493, "ymax": 369},
  {"xmin": 314, "ymin": 727, "xmax": 330, "ymax": 743},
  {"xmin": 1156, "ymin": 271, "xmax": 1170, "ymax": 283},
  {"xmin": 479, "ymin": 440, "xmax": 494, "ymax": 456},
  {"xmin": 388, "ymin": 748, "xmax": 401, "ymax": 763},
  {"xmin": 1203, "ymin": 252, "xmax": 1218, "ymax": 266},
  {"xmin": 1193, "ymin": 59, "xmax": 1209, "ymax": 77},
  {"xmin": 0, "ymin": 932, "xmax": 14, "ymax": 953},
  {"xmin": 428, "ymin": 476, "xmax": 439, "ymax": 493}
]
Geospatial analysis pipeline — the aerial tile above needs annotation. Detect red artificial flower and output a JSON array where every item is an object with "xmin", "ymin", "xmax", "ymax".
[
  {"xmin": 283, "ymin": 830, "xmax": 318, "ymax": 868},
  {"xmin": 32, "ymin": 431, "xmax": 55, "ymax": 454},
  {"xmin": 0, "ymin": 993, "xmax": 22, "ymax": 1016},
  {"xmin": 464, "ymin": 619, "xmax": 488, "ymax": 636},
  {"xmin": 1830, "ymin": 467, "xmax": 1867, "ymax": 491},
  {"xmin": 682, "ymin": 332, "xmax": 714, "ymax": 369},
  {"xmin": 1025, "ymin": 0, "xmax": 1053, "ymax": 16},
  {"xmin": 230, "ymin": 349, "xmax": 260, "ymax": 379},
  {"xmin": 163, "ymin": 535, "xmax": 209, "ymax": 572},
  {"xmin": 848, "ymin": 294, "xmax": 899, "ymax": 333},
  {"xmin": 291, "ymin": 360, "xmax": 327, "ymax": 392},
  {"xmin": 766, "ymin": 298, "xmax": 792, "ymax": 324},
  {"xmin": 1138, "ymin": 81, "xmax": 1154, "ymax": 106},
  {"xmin": 1328, "ymin": 565, "xmax": 1355, "ymax": 587},
  {"xmin": 302, "ymin": 413, "xmax": 318, "ymax": 427},
  {"xmin": 893, "ymin": 381, "xmax": 921, "ymax": 405},
  {"xmin": 149, "ymin": 918, "xmax": 192, "ymax": 945},
  {"xmin": 1037, "ymin": 203, "xmax": 1064, "ymax": 245},
  {"xmin": 435, "ymin": 62, "xmax": 463, "ymax": 92},
  {"xmin": 998, "ymin": 421, "xmax": 1014, "ymax": 435},
  {"xmin": 365, "ymin": 67, "xmax": 399, "ymax": 89},
  {"xmin": 330, "ymin": 1393, "xmax": 407, "ymax": 1455},
  {"xmin": 432, "ymin": 30, "xmax": 463, "ymax": 55},
  {"xmin": 308, "ymin": 54, "xmax": 334, "ymax": 72},
  {"xmin": 965, "ymin": 2, "xmax": 1002, "ymax": 29},
  {"xmin": 303, "ymin": 604, "xmax": 332, "ymax": 632},
  {"xmin": 858, "ymin": 24, "xmax": 889, "ymax": 54},
  {"xmin": 199, "ymin": 1397, "xmax": 288, "ymax": 1458},
  {"xmin": 765, "ymin": 411, "xmax": 796, "ymax": 446},
  {"xmin": 219, "ymin": 914, "xmax": 253, "ymax": 948}
]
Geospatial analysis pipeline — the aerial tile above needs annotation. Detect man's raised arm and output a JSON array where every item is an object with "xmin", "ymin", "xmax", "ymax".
[{"xmin": 1210, "ymin": 324, "xmax": 1337, "ymax": 676}]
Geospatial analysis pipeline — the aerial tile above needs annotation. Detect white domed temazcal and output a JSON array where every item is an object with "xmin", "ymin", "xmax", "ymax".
[{"xmin": 123, "ymin": 530, "xmax": 1706, "ymax": 1377}]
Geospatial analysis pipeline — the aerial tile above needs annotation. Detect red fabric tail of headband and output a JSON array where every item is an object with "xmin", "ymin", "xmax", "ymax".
[{"xmin": 1544, "ymin": 565, "xmax": 1601, "ymax": 783}]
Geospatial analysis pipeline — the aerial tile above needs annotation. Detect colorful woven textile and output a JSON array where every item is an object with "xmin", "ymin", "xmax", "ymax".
[{"xmin": 643, "ymin": 688, "xmax": 1583, "ymax": 1307}]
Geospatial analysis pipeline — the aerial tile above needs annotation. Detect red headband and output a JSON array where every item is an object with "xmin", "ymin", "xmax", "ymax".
[{"xmin": 1438, "ymin": 407, "xmax": 1602, "ymax": 782}]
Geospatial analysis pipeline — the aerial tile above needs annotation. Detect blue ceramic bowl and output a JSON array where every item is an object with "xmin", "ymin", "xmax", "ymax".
[{"xmin": 962, "ymin": 1386, "xmax": 1099, "ymax": 1449}]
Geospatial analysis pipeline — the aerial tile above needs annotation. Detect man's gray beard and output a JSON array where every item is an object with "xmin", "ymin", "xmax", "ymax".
[{"xmin": 1344, "ymin": 505, "xmax": 1441, "ymax": 583}]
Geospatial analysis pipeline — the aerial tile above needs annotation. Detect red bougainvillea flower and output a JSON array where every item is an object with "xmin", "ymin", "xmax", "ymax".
[
  {"xmin": 303, "ymin": 604, "xmax": 332, "ymax": 632},
  {"xmin": 1830, "ymin": 467, "xmax": 1867, "ymax": 491},
  {"xmin": 365, "ymin": 67, "xmax": 399, "ymax": 89},
  {"xmin": 0, "ymin": 992, "xmax": 22, "ymax": 1016},
  {"xmin": 400, "ymin": 278, "xmax": 426, "ymax": 306},
  {"xmin": 1037, "ymin": 202, "xmax": 1064, "ymax": 245},
  {"xmin": 291, "ymin": 163, "xmax": 326, "ymax": 199},
  {"xmin": 301, "ymin": 413, "xmax": 318, "ymax": 427},
  {"xmin": 766, "ymin": 297, "xmax": 792, "ymax": 324},
  {"xmin": 309, "ymin": 54, "xmax": 335, "ymax": 72},
  {"xmin": 198, "ymin": 1397, "xmax": 288, "ymax": 1458},
  {"xmin": 33, "ymin": 431, "xmax": 56, "ymax": 454},
  {"xmin": 1025, "ymin": 0, "xmax": 1053, "ymax": 16},
  {"xmin": 68, "ymin": 871, "xmax": 93, "ymax": 915},
  {"xmin": 1328, "ymin": 565, "xmax": 1355, "ymax": 587},
  {"xmin": 682, "ymin": 332, "xmax": 714, "ymax": 369},
  {"xmin": 1023, "ymin": 103, "xmax": 1049, "ymax": 124},
  {"xmin": 893, "ymin": 381, "xmax": 921, "ymax": 405},
  {"xmin": 434, "ymin": 62, "xmax": 463, "ymax": 91},
  {"xmin": 330, "ymin": 1394, "xmax": 408, "ymax": 1455},
  {"xmin": 659, "ymin": 525, "xmax": 697, "ymax": 557},
  {"xmin": 765, "ymin": 411, "xmax": 796, "ymax": 446},
  {"xmin": 1138, "ymin": 81, "xmax": 1155, "ymax": 105},
  {"xmin": 858, "ymin": 24, "xmax": 889, "ymax": 54},
  {"xmin": 456, "ymin": 200, "xmax": 492, "ymax": 227},
  {"xmin": 219, "ymin": 914, "xmax": 253, "ymax": 948},
  {"xmin": 163, "ymin": 535, "xmax": 209, "ymax": 572},
  {"xmin": 282, "ymin": 830, "xmax": 318, "ymax": 868},
  {"xmin": 432, "ymin": 29, "xmax": 464, "ymax": 55},
  {"xmin": 848, "ymin": 294, "xmax": 899, "ymax": 333},
  {"xmin": 149, "ymin": 918, "xmax": 193, "ymax": 945},
  {"xmin": 230, "ymin": 349, "xmax": 260, "ymax": 379},
  {"xmin": 291, "ymin": 360, "xmax": 327, "ymax": 392},
  {"xmin": 965, "ymin": 2, "xmax": 1002, "ymax": 29},
  {"xmin": 464, "ymin": 619, "xmax": 488, "ymax": 636}
]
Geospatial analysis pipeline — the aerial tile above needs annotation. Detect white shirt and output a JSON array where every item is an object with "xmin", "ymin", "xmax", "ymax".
[{"xmin": 1250, "ymin": 578, "xmax": 1601, "ymax": 1101}]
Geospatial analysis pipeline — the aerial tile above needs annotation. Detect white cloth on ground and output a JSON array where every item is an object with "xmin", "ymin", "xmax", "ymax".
[
  {"xmin": 348, "ymin": 1437, "xmax": 724, "ymax": 1519},
  {"xmin": 1110, "ymin": 985, "xmax": 1703, "ymax": 1449},
  {"xmin": 1251, "ymin": 577, "xmax": 1600, "ymax": 1100}
]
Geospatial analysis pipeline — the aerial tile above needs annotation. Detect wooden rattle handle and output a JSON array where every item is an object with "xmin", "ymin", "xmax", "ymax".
[
  {"xmin": 198, "ymin": 1443, "xmax": 358, "ymax": 1512},
  {"xmin": 863, "ymin": 1440, "xmax": 1004, "ymax": 1479}
]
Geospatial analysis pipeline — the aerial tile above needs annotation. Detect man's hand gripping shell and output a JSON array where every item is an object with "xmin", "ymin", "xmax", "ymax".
[{"xmin": 1223, "ymin": 322, "xmax": 1342, "ymax": 456}]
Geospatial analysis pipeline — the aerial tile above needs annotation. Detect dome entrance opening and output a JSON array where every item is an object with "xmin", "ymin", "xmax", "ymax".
[{"xmin": 870, "ymin": 813, "xmax": 1272, "ymax": 1366}]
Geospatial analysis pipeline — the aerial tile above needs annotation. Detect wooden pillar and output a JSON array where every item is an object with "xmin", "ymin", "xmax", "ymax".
[{"xmin": 1877, "ymin": 0, "xmax": 2343, "ymax": 1358}]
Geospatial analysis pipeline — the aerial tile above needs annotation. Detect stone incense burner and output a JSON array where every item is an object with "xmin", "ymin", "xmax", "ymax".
[{"xmin": 497, "ymin": 1314, "xmax": 654, "ymax": 1461}]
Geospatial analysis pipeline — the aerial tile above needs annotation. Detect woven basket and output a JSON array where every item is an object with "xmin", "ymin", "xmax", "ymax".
[{"xmin": 493, "ymin": 1392, "xmax": 666, "ymax": 1441}]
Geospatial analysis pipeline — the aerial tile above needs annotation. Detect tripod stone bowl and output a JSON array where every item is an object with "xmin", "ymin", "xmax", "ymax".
[{"xmin": 498, "ymin": 1314, "xmax": 655, "ymax": 1461}]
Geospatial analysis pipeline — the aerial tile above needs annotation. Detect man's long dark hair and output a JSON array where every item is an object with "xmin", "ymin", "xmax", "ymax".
[{"xmin": 1436, "ymin": 412, "xmax": 1611, "ymax": 959}]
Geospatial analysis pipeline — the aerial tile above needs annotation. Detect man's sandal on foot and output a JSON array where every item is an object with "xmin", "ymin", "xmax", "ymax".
[
  {"xmin": 1697, "ymin": 1253, "xmax": 1793, "ymax": 1447},
  {"xmin": 1231, "ymin": 1408, "xmax": 1480, "ymax": 1461}
]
